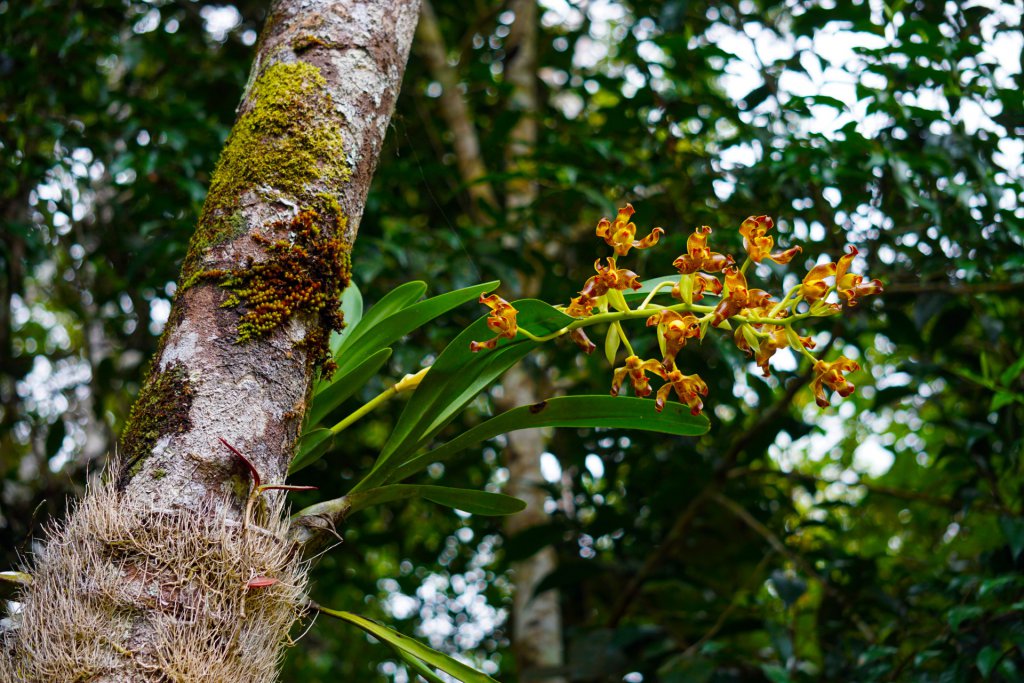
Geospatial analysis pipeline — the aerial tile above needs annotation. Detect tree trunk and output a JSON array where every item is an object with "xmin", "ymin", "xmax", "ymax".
[
  {"xmin": 414, "ymin": 3, "xmax": 565, "ymax": 676},
  {"xmin": 415, "ymin": 0, "xmax": 497, "ymax": 220},
  {"xmin": 0, "ymin": 1, "xmax": 419, "ymax": 681},
  {"xmin": 500, "ymin": 3, "xmax": 566, "ymax": 680}
]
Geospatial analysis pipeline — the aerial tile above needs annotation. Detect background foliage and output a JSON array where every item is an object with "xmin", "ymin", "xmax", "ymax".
[{"xmin": 1, "ymin": 1, "xmax": 1022, "ymax": 681}]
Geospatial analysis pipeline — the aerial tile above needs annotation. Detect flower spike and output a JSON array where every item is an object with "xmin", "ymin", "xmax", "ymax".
[{"xmin": 483, "ymin": 202, "xmax": 880, "ymax": 415}]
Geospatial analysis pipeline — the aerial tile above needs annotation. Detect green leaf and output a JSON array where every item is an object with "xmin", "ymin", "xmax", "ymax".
[
  {"xmin": 0, "ymin": 571, "xmax": 32, "ymax": 586},
  {"xmin": 977, "ymin": 645, "xmax": 1002, "ymax": 679},
  {"xmin": 761, "ymin": 664, "xmax": 792, "ymax": 683},
  {"xmin": 999, "ymin": 515, "xmax": 1024, "ymax": 561},
  {"xmin": 947, "ymin": 605, "xmax": 984, "ymax": 631},
  {"xmin": 328, "ymin": 281, "xmax": 363, "ymax": 358},
  {"xmin": 318, "ymin": 608, "xmax": 499, "ymax": 683},
  {"xmin": 388, "ymin": 395, "xmax": 709, "ymax": 483},
  {"xmin": 289, "ymin": 428, "xmax": 333, "ymax": 474},
  {"xmin": 306, "ymin": 348, "xmax": 393, "ymax": 428},
  {"xmin": 419, "ymin": 486, "xmax": 525, "ymax": 515},
  {"xmin": 346, "ymin": 484, "xmax": 525, "ymax": 516},
  {"xmin": 334, "ymin": 281, "xmax": 498, "ymax": 378},
  {"xmin": 999, "ymin": 355, "xmax": 1024, "ymax": 386},
  {"xmin": 354, "ymin": 299, "xmax": 574, "ymax": 491},
  {"xmin": 989, "ymin": 391, "xmax": 1019, "ymax": 412},
  {"xmin": 339, "ymin": 281, "xmax": 425, "ymax": 350},
  {"xmin": 393, "ymin": 648, "xmax": 448, "ymax": 683}
]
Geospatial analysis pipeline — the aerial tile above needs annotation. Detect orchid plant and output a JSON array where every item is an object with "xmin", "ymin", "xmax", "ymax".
[
  {"xmin": 287, "ymin": 203, "xmax": 882, "ymax": 682},
  {"xmin": 470, "ymin": 204, "xmax": 883, "ymax": 415}
]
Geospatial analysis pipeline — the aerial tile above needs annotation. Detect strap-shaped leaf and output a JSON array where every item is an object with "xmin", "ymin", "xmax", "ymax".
[
  {"xmin": 388, "ymin": 395, "xmax": 709, "ymax": 483},
  {"xmin": 328, "ymin": 281, "xmax": 364, "ymax": 359},
  {"xmin": 393, "ymin": 648, "xmax": 448, "ymax": 683},
  {"xmin": 306, "ymin": 348, "xmax": 393, "ymax": 428},
  {"xmin": 318, "ymin": 608, "xmax": 500, "ymax": 683},
  {"xmin": 345, "ymin": 484, "xmax": 525, "ymax": 516},
  {"xmin": 337, "ymin": 281, "xmax": 425, "ymax": 352},
  {"xmin": 354, "ymin": 299, "xmax": 574, "ymax": 492},
  {"xmin": 335, "ymin": 280, "xmax": 499, "ymax": 379},
  {"xmin": 290, "ymin": 428, "xmax": 333, "ymax": 474}
]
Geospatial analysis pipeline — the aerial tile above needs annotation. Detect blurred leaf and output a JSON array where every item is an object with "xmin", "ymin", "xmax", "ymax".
[
  {"xmin": 769, "ymin": 570, "xmax": 808, "ymax": 608},
  {"xmin": 977, "ymin": 645, "xmax": 1001, "ymax": 680},
  {"xmin": 999, "ymin": 516, "xmax": 1024, "ymax": 561}
]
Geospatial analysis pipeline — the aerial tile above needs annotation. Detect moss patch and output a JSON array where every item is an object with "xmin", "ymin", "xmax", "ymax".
[
  {"xmin": 181, "ymin": 60, "xmax": 351, "ymax": 280},
  {"xmin": 119, "ymin": 362, "xmax": 194, "ymax": 484},
  {"xmin": 192, "ymin": 209, "xmax": 351, "ymax": 376}
]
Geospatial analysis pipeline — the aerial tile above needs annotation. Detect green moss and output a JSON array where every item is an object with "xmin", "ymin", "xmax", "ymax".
[
  {"xmin": 191, "ymin": 209, "xmax": 351, "ymax": 376},
  {"xmin": 181, "ymin": 60, "xmax": 351, "ymax": 280},
  {"xmin": 119, "ymin": 362, "xmax": 194, "ymax": 484},
  {"xmin": 152, "ymin": 468, "xmax": 167, "ymax": 480}
]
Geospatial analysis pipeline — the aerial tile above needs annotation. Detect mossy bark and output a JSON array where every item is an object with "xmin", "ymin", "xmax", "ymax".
[{"xmin": 1, "ymin": 2, "xmax": 421, "ymax": 681}]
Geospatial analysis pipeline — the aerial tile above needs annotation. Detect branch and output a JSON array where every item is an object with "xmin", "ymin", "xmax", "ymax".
[
  {"xmin": 415, "ymin": 0, "xmax": 497, "ymax": 215},
  {"xmin": 883, "ymin": 280, "xmax": 1024, "ymax": 295},
  {"xmin": 712, "ymin": 492, "xmax": 877, "ymax": 643},
  {"xmin": 732, "ymin": 467, "xmax": 1016, "ymax": 516}
]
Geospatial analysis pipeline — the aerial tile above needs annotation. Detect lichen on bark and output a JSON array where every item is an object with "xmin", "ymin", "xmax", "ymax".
[
  {"xmin": 181, "ymin": 60, "xmax": 351, "ymax": 281},
  {"xmin": 118, "ymin": 361, "xmax": 194, "ymax": 483}
]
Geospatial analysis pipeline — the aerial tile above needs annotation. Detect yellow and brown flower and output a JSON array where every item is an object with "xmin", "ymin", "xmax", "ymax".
[
  {"xmin": 673, "ymin": 226, "xmax": 732, "ymax": 274},
  {"xmin": 835, "ymin": 246, "xmax": 883, "ymax": 306},
  {"xmin": 739, "ymin": 215, "xmax": 802, "ymax": 265},
  {"xmin": 811, "ymin": 356, "xmax": 861, "ymax": 407},
  {"xmin": 470, "ymin": 294, "xmax": 519, "ymax": 351},
  {"xmin": 596, "ymin": 204, "xmax": 664, "ymax": 256},
  {"xmin": 611, "ymin": 355, "xmax": 666, "ymax": 398},
  {"xmin": 800, "ymin": 261, "xmax": 837, "ymax": 304},
  {"xmin": 646, "ymin": 310, "xmax": 701, "ymax": 365},
  {"xmin": 655, "ymin": 368, "xmax": 709, "ymax": 415}
]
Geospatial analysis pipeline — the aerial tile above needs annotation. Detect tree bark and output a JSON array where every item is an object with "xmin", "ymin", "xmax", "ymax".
[{"xmin": 0, "ymin": 1, "xmax": 419, "ymax": 681}]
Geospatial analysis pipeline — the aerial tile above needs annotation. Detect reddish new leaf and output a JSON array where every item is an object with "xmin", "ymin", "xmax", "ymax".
[
  {"xmin": 219, "ymin": 437, "xmax": 260, "ymax": 489},
  {"xmin": 245, "ymin": 576, "xmax": 279, "ymax": 589}
]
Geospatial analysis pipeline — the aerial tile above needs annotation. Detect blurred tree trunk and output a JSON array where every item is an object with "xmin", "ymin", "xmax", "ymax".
[
  {"xmin": 499, "ymin": 3, "xmax": 567, "ymax": 680},
  {"xmin": 0, "ymin": 1, "xmax": 419, "ymax": 681},
  {"xmin": 416, "ymin": 2, "xmax": 565, "ymax": 678}
]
